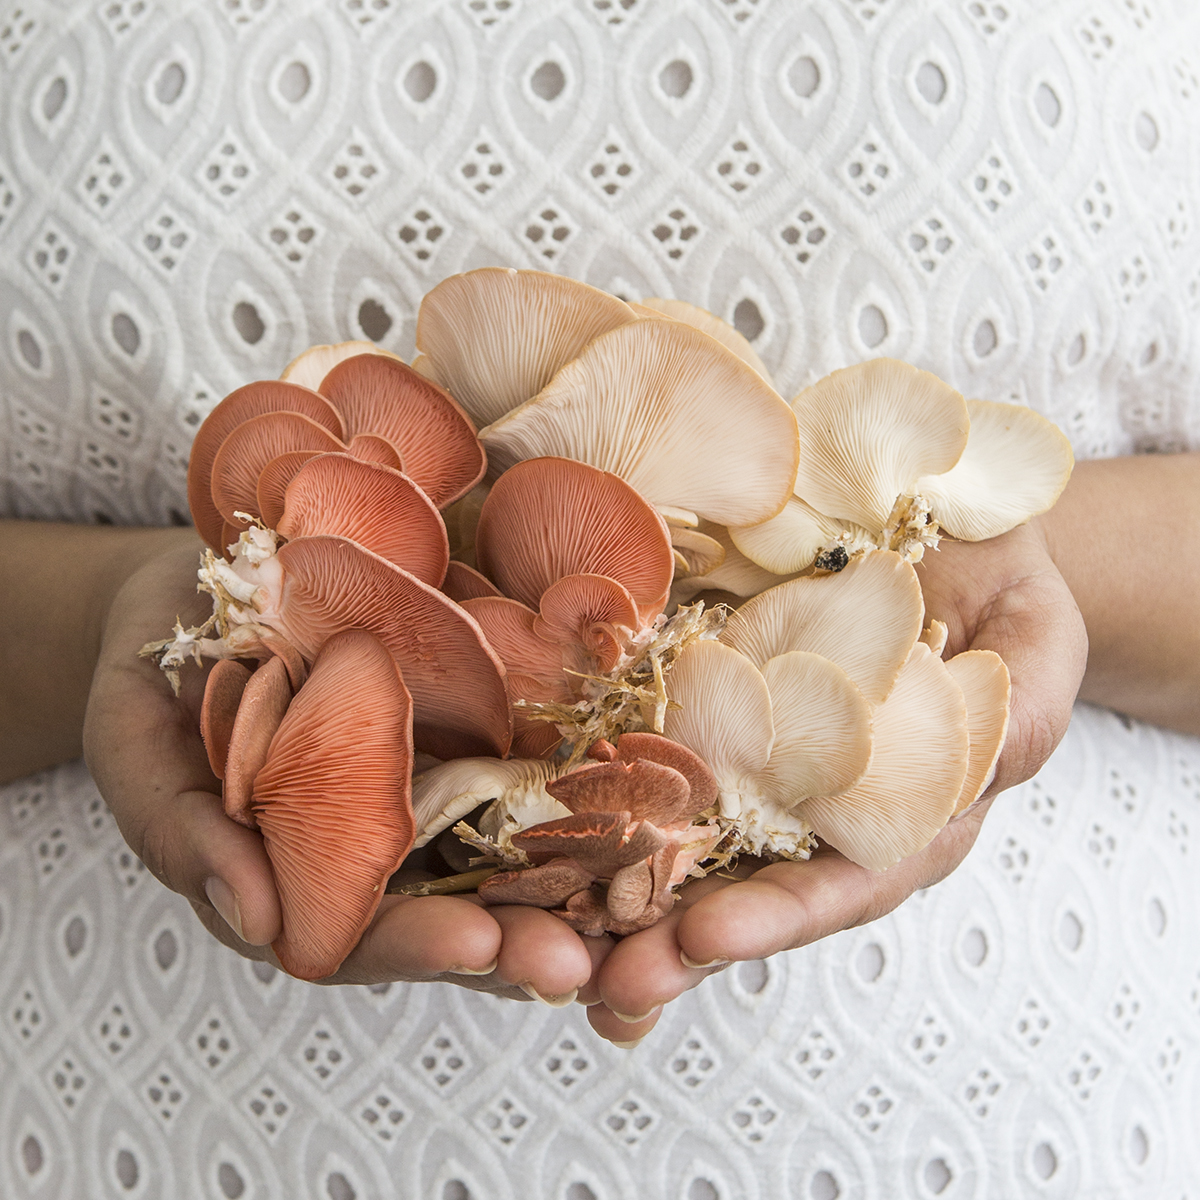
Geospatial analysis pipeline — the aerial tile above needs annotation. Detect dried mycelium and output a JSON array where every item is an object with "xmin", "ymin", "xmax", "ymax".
[{"xmin": 148, "ymin": 267, "xmax": 1063, "ymax": 973}]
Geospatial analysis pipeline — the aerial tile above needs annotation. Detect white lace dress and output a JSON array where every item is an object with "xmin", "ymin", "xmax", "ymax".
[{"xmin": 2, "ymin": 2, "xmax": 1199, "ymax": 1196}]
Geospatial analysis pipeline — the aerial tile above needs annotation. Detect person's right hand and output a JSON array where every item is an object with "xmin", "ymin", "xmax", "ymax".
[{"xmin": 83, "ymin": 536, "xmax": 599, "ymax": 1003}]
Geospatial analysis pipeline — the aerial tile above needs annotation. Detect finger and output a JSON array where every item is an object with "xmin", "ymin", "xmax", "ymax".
[
  {"xmin": 85, "ymin": 552, "xmax": 283, "ymax": 947},
  {"xmin": 587, "ymin": 1002, "xmax": 663, "ymax": 1048},
  {"xmin": 322, "ymin": 894, "xmax": 503, "ymax": 985},
  {"xmin": 488, "ymin": 906, "xmax": 595, "ymax": 1006},
  {"xmin": 576, "ymin": 933, "xmax": 616, "ymax": 1007},
  {"xmin": 674, "ymin": 810, "xmax": 986, "ymax": 970}
]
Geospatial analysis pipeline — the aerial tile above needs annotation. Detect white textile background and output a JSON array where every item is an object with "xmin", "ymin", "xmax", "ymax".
[{"xmin": 1, "ymin": 0, "xmax": 1200, "ymax": 1196}]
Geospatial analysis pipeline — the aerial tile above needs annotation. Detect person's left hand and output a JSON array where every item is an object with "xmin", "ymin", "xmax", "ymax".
[{"xmin": 584, "ymin": 520, "xmax": 1088, "ymax": 1045}]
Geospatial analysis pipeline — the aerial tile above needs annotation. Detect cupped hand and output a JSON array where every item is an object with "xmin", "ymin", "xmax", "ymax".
[
  {"xmin": 83, "ymin": 537, "xmax": 597, "ymax": 1002},
  {"xmin": 586, "ymin": 520, "xmax": 1088, "ymax": 1045}
]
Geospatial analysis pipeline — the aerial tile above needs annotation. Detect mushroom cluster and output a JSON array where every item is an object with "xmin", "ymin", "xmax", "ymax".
[{"xmin": 149, "ymin": 267, "xmax": 1072, "ymax": 976}]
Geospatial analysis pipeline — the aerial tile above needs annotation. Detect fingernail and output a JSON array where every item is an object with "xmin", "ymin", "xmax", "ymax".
[
  {"xmin": 449, "ymin": 959, "xmax": 498, "ymax": 976},
  {"xmin": 680, "ymin": 951, "xmax": 731, "ymax": 970},
  {"xmin": 519, "ymin": 982, "xmax": 579, "ymax": 1008},
  {"xmin": 204, "ymin": 877, "xmax": 245, "ymax": 942},
  {"xmin": 611, "ymin": 1038, "xmax": 644, "ymax": 1050},
  {"xmin": 612, "ymin": 1009, "xmax": 653, "ymax": 1024}
]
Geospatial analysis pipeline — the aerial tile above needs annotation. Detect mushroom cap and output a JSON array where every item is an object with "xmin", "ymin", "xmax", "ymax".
[
  {"xmin": 613, "ymin": 731, "xmax": 719, "ymax": 814},
  {"xmin": 474, "ymin": 456, "xmax": 674, "ymax": 622},
  {"xmin": 944, "ymin": 649, "xmax": 1010, "ymax": 813},
  {"xmin": 662, "ymin": 639, "xmax": 775, "ymax": 791},
  {"xmin": 442, "ymin": 560, "xmax": 503, "ymax": 603},
  {"xmin": 279, "ymin": 340, "xmax": 399, "ymax": 392},
  {"xmin": 415, "ymin": 267, "xmax": 639, "ymax": 428},
  {"xmin": 669, "ymin": 526, "xmax": 726, "ymax": 577},
  {"xmin": 480, "ymin": 318, "xmax": 800, "ymax": 527},
  {"xmin": 411, "ymin": 756, "xmax": 566, "ymax": 848},
  {"xmin": 188, "ymin": 381, "xmax": 345, "ymax": 550},
  {"xmin": 275, "ymin": 453, "xmax": 449, "ymax": 587},
  {"xmin": 317, "ymin": 353, "xmax": 486, "ymax": 509},
  {"xmin": 257, "ymin": 451, "xmax": 321, "ymax": 530},
  {"xmin": 533, "ymin": 573, "xmax": 640, "ymax": 673},
  {"xmin": 548, "ymin": 758, "xmax": 692, "ymax": 825},
  {"xmin": 728, "ymin": 496, "xmax": 857, "ymax": 575},
  {"xmin": 721, "ymin": 550, "xmax": 924, "ymax": 705},
  {"xmin": 638, "ymin": 296, "xmax": 772, "ymax": 381},
  {"xmin": 199, "ymin": 659, "xmax": 252, "ymax": 780},
  {"xmin": 276, "ymin": 535, "xmax": 512, "ymax": 759},
  {"xmin": 672, "ymin": 520, "xmax": 796, "ymax": 602},
  {"xmin": 917, "ymin": 399, "xmax": 1076, "ymax": 541},
  {"xmin": 798, "ymin": 642, "xmax": 969, "ymax": 871},
  {"xmin": 759, "ymin": 651, "xmax": 873, "ymax": 804},
  {"xmin": 210, "ymin": 411, "xmax": 345, "ymax": 531},
  {"xmin": 253, "ymin": 629, "xmax": 415, "ymax": 981},
  {"xmin": 790, "ymin": 358, "xmax": 970, "ymax": 530},
  {"xmin": 222, "ymin": 654, "xmax": 293, "ymax": 829}
]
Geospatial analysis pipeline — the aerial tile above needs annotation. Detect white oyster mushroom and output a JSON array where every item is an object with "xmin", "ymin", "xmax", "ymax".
[
  {"xmin": 944, "ymin": 649, "xmax": 1011, "ymax": 814},
  {"xmin": 413, "ymin": 268, "xmax": 638, "ymax": 428},
  {"xmin": 411, "ymin": 757, "xmax": 567, "ymax": 848},
  {"xmin": 279, "ymin": 340, "xmax": 398, "ymax": 391},
  {"xmin": 636, "ymin": 296, "xmax": 773, "ymax": 382},
  {"xmin": 480, "ymin": 318, "xmax": 800, "ymax": 527},
  {"xmin": 915, "ymin": 398, "xmax": 1075, "ymax": 541},
  {"xmin": 729, "ymin": 495, "xmax": 874, "ymax": 576}
]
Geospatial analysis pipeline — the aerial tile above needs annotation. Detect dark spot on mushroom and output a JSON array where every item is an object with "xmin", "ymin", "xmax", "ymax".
[{"xmin": 814, "ymin": 545, "xmax": 849, "ymax": 572}]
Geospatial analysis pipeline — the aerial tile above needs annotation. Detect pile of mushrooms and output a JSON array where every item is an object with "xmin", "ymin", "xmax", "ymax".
[{"xmin": 148, "ymin": 267, "xmax": 1073, "ymax": 978}]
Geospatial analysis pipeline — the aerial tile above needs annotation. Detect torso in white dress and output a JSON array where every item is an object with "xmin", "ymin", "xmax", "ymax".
[{"xmin": 2, "ymin": 2, "xmax": 1199, "ymax": 1195}]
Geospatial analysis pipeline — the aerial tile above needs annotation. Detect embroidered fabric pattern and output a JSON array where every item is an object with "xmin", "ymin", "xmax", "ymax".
[{"xmin": 1, "ymin": 1, "xmax": 1199, "ymax": 1195}]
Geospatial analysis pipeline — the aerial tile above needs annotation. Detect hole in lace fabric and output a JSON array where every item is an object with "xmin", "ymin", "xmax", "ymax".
[
  {"xmin": 21, "ymin": 1136, "xmax": 44, "ymax": 1175},
  {"xmin": 443, "ymin": 1183, "xmax": 471, "ymax": 1200},
  {"xmin": 358, "ymin": 298, "xmax": 392, "ymax": 341},
  {"xmin": 43, "ymin": 77, "xmax": 68, "ymax": 121},
  {"xmin": 1148, "ymin": 896, "xmax": 1167, "ymax": 936},
  {"xmin": 531, "ymin": 60, "xmax": 565, "ymax": 100},
  {"xmin": 732, "ymin": 298, "xmax": 764, "ymax": 343},
  {"xmin": 915, "ymin": 62, "xmax": 946, "ymax": 104},
  {"xmin": 154, "ymin": 928, "xmax": 177, "ymax": 970},
  {"xmin": 112, "ymin": 313, "xmax": 140, "ymax": 356},
  {"xmin": 1032, "ymin": 1141, "xmax": 1057, "ymax": 1179},
  {"xmin": 973, "ymin": 319, "xmax": 997, "ymax": 358},
  {"xmin": 858, "ymin": 304, "xmax": 888, "ymax": 349},
  {"xmin": 405, "ymin": 61, "xmax": 436, "ymax": 102},
  {"xmin": 923, "ymin": 1158, "xmax": 951, "ymax": 1193},
  {"xmin": 659, "ymin": 59, "xmax": 692, "ymax": 98},
  {"xmin": 278, "ymin": 61, "xmax": 311, "ymax": 103},
  {"xmin": 1067, "ymin": 333, "xmax": 1086, "ymax": 366},
  {"xmin": 810, "ymin": 1170, "xmax": 839, "ymax": 1199},
  {"xmin": 218, "ymin": 1162, "xmax": 245, "ymax": 1198},
  {"xmin": 1059, "ymin": 910, "xmax": 1083, "ymax": 951},
  {"xmin": 962, "ymin": 926, "xmax": 988, "ymax": 966},
  {"xmin": 326, "ymin": 1173, "xmax": 355, "ymax": 1200},
  {"xmin": 688, "ymin": 1181, "xmax": 718, "ymax": 1200},
  {"xmin": 233, "ymin": 301, "xmax": 265, "ymax": 345},
  {"xmin": 155, "ymin": 62, "xmax": 186, "ymax": 105},
  {"xmin": 18, "ymin": 329, "xmax": 42, "ymax": 369},
  {"xmin": 1130, "ymin": 1124, "xmax": 1149, "ymax": 1165},
  {"xmin": 568, "ymin": 1185, "xmax": 599, "ymax": 1200},
  {"xmin": 115, "ymin": 1149, "xmax": 138, "ymax": 1189},
  {"xmin": 855, "ymin": 942, "xmax": 885, "ymax": 982},
  {"xmin": 65, "ymin": 916, "xmax": 86, "ymax": 956},
  {"xmin": 1135, "ymin": 111, "xmax": 1159, "ymax": 152},
  {"xmin": 1034, "ymin": 82, "xmax": 1061, "ymax": 127},
  {"xmin": 737, "ymin": 959, "xmax": 768, "ymax": 993},
  {"xmin": 788, "ymin": 55, "xmax": 820, "ymax": 98}
]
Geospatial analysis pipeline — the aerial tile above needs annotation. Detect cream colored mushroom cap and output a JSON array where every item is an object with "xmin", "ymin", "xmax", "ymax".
[
  {"xmin": 916, "ymin": 399, "xmax": 1075, "ymax": 541},
  {"xmin": 411, "ymin": 757, "xmax": 566, "ymax": 847},
  {"xmin": 638, "ymin": 297, "xmax": 772, "ymax": 381},
  {"xmin": 481, "ymin": 318, "xmax": 800, "ymax": 527},
  {"xmin": 280, "ymin": 341, "xmax": 398, "ymax": 391},
  {"xmin": 662, "ymin": 639, "xmax": 775, "ymax": 793},
  {"xmin": 729, "ymin": 495, "xmax": 858, "ymax": 575},
  {"xmin": 944, "ymin": 649, "xmax": 1010, "ymax": 814},
  {"xmin": 791, "ymin": 358, "xmax": 970, "ymax": 530},
  {"xmin": 414, "ymin": 268, "xmax": 638, "ymax": 428},
  {"xmin": 721, "ymin": 550, "xmax": 924, "ymax": 705},
  {"xmin": 798, "ymin": 642, "xmax": 969, "ymax": 871},
  {"xmin": 673, "ymin": 520, "xmax": 796, "ymax": 601}
]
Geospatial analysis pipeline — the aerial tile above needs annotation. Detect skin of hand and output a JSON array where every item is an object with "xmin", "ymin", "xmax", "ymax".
[
  {"xmin": 80, "ymin": 533, "xmax": 598, "ymax": 1002},
  {"xmin": 585, "ymin": 516, "xmax": 1089, "ymax": 1045}
]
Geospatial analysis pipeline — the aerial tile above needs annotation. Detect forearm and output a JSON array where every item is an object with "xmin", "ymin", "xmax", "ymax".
[
  {"xmin": 0, "ymin": 520, "xmax": 200, "ymax": 781},
  {"xmin": 1038, "ymin": 452, "xmax": 1200, "ymax": 735}
]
